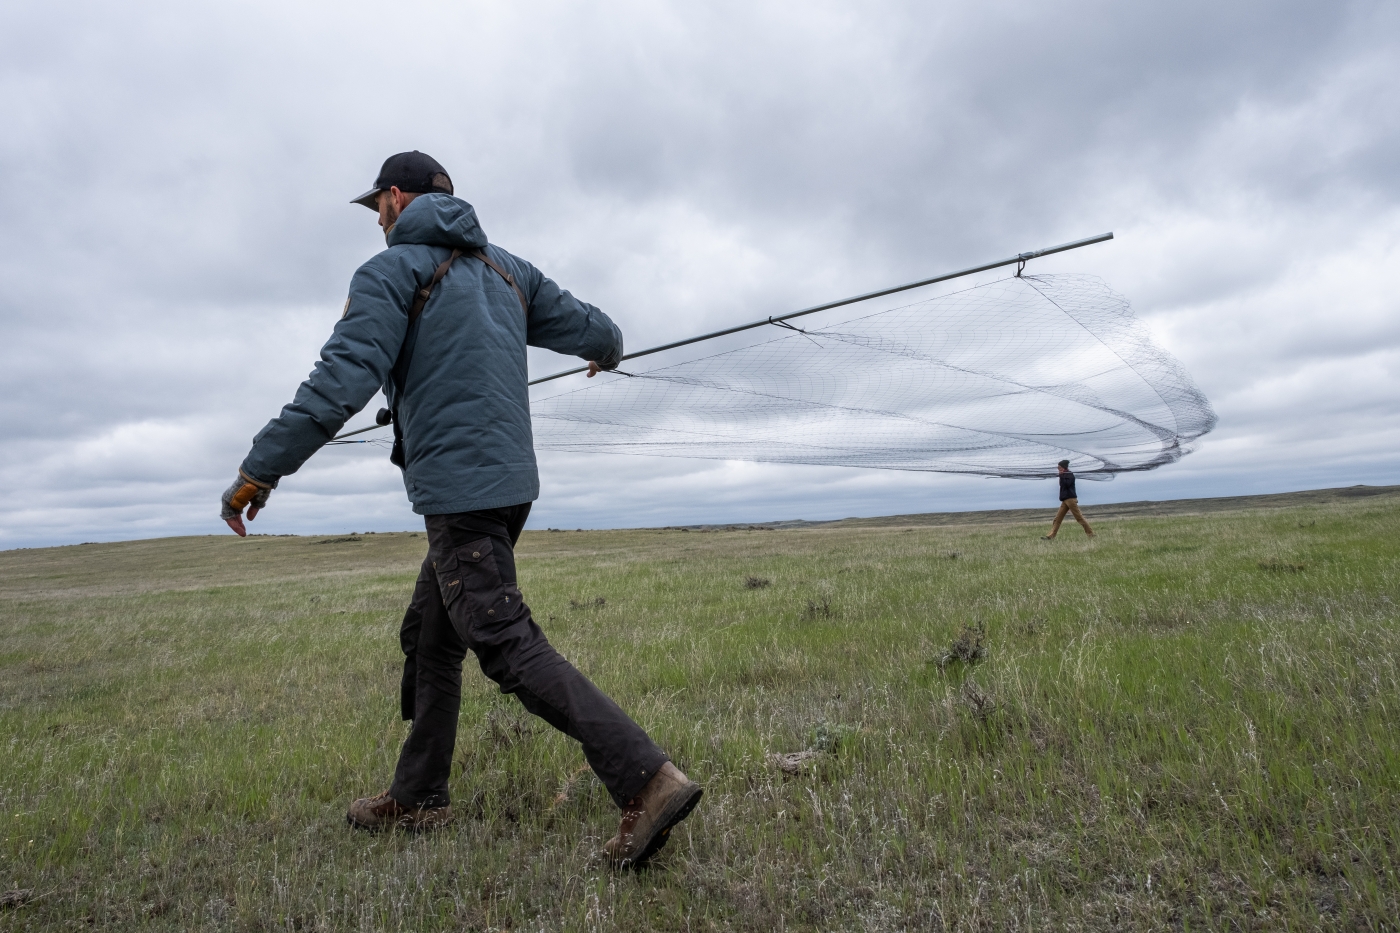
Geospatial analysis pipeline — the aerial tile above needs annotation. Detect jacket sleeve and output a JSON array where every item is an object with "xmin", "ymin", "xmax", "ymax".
[
  {"xmin": 506, "ymin": 250, "xmax": 624, "ymax": 368},
  {"xmin": 239, "ymin": 254, "xmax": 415, "ymax": 484}
]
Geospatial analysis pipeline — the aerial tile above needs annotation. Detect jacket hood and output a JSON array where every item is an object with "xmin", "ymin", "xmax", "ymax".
[{"xmin": 386, "ymin": 193, "xmax": 489, "ymax": 251}]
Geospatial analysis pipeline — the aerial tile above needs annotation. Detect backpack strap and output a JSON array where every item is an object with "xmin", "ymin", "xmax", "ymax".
[
  {"xmin": 408, "ymin": 248, "xmax": 463, "ymax": 325},
  {"xmin": 393, "ymin": 248, "xmax": 463, "ymax": 393},
  {"xmin": 470, "ymin": 247, "xmax": 529, "ymax": 314},
  {"xmin": 387, "ymin": 248, "xmax": 461, "ymax": 467},
  {"xmin": 385, "ymin": 245, "xmax": 528, "ymax": 469}
]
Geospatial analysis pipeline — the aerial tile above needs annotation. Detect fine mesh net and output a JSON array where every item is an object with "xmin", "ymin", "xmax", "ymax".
[{"xmin": 529, "ymin": 274, "xmax": 1216, "ymax": 479}]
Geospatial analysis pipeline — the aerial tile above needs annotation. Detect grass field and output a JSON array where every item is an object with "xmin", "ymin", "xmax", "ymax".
[{"xmin": 1, "ymin": 487, "xmax": 1398, "ymax": 931}]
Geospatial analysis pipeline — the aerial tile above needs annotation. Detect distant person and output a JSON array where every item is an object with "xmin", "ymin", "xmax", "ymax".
[
  {"xmin": 1042, "ymin": 459, "xmax": 1095, "ymax": 539},
  {"xmin": 217, "ymin": 151, "xmax": 700, "ymax": 867}
]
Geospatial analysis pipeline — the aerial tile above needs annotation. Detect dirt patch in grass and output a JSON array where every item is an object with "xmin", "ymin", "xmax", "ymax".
[
  {"xmin": 568, "ymin": 596, "xmax": 607, "ymax": 609},
  {"xmin": 1259, "ymin": 560, "xmax": 1306, "ymax": 573}
]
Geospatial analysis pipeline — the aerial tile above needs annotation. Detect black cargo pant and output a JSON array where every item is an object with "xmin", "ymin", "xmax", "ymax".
[{"xmin": 388, "ymin": 503, "xmax": 669, "ymax": 810}]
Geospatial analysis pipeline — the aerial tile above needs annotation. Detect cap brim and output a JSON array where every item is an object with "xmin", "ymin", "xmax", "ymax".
[{"xmin": 351, "ymin": 187, "xmax": 382, "ymax": 210}]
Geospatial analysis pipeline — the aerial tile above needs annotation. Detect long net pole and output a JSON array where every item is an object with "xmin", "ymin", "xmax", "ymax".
[{"xmin": 528, "ymin": 232, "xmax": 1113, "ymax": 386}]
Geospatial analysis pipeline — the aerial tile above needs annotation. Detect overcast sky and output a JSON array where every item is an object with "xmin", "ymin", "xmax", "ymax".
[{"xmin": 2, "ymin": 0, "xmax": 1397, "ymax": 548}]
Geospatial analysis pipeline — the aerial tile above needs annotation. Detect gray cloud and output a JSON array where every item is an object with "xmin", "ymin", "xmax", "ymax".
[{"xmin": 1, "ymin": 0, "xmax": 1397, "ymax": 547}]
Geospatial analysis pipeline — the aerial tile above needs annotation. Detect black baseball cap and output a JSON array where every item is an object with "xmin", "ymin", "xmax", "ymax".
[{"xmin": 351, "ymin": 151, "xmax": 453, "ymax": 209}]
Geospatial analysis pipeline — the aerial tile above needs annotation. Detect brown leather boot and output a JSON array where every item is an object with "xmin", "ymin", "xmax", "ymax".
[
  {"xmin": 603, "ymin": 762, "xmax": 703, "ymax": 868},
  {"xmin": 346, "ymin": 791, "xmax": 453, "ymax": 833}
]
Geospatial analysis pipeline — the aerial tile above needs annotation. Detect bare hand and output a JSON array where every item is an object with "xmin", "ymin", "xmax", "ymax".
[{"xmin": 587, "ymin": 361, "xmax": 602, "ymax": 378}]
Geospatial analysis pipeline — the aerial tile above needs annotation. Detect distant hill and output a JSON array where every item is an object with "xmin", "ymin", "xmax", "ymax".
[{"xmin": 669, "ymin": 483, "xmax": 1400, "ymax": 532}]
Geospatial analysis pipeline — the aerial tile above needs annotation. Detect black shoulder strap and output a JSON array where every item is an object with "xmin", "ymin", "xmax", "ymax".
[
  {"xmin": 392, "ymin": 248, "xmax": 462, "ymax": 390},
  {"xmin": 408, "ymin": 248, "xmax": 463, "ymax": 326},
  {"xmin": 470, "ymin": 246, "xmax": 529, "ymax": 314},
  {"xmin": 384, "ymin": 245, "xmax": 528, "ymax": 468},
  {"xmin": 393, "ymin": 245, "xmax": 529, "ymax": 388}
]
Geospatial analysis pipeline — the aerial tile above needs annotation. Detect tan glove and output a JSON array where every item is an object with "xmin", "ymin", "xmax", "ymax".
[{"xmin": 221, "ymin": 470, "xmax": 275, "ymax": 537}]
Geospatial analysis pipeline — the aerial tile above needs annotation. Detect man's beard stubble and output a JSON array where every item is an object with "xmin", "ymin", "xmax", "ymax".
[{"xmin": 382, "ymin": 203, "xmax": 400, "ymax": 241}]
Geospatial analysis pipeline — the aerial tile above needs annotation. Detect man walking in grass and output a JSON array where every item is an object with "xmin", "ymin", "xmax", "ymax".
[
  {"xmin": 217, "ymin": 151, "xmax": 701, "ymax": 867},
  {"xmin": 1042, "ymin": 459, "xmax": 1095, "ymax": 540}
]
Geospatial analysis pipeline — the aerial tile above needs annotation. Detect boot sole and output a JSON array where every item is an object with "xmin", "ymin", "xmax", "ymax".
[
  {"xmin": 347, "ymin": 813, "xmax": 390, "ymax": 833},
  {"xmin": 622, "ymin": 783, "xmax": 704, "ymax": 869},
  {"xmin": 346, "ymin": 810, "xmax": 453, "ymax": 834}
]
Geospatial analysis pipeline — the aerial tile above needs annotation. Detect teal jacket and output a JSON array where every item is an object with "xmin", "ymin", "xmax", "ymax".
[{"xmin": 240, "ymin": 194, "xmax": 622, "ymax": 514}]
